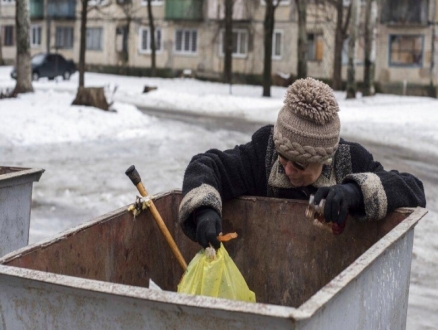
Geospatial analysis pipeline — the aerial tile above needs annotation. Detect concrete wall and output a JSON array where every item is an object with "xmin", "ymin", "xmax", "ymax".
[{"xmin": 0, "ymin": 1, "xmax": 16, "ymax": 63}]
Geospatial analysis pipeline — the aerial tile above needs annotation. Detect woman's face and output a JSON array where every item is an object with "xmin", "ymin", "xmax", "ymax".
[{"xmin": 278, "ymin": 153, "xmax": 323, "ymax": 187}]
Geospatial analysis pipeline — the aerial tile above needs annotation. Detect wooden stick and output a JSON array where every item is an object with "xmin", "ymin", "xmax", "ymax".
[{"xmin": 126, "ymin": 165, "xmax": 188, "ymax": 271}]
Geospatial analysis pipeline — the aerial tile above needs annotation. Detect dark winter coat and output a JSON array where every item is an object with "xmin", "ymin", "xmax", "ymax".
[{"xmin": 179, "ymin": 125, "xmax": 426, "ymax": 241}]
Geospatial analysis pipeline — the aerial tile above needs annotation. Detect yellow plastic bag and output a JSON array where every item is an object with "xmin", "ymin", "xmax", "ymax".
[{"xmin": 177, "ymin": 243, "xmax": 256, "ymax": 302}]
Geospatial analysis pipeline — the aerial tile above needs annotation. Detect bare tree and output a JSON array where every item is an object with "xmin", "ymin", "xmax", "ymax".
[
  {"xmin": 346, "ymin": 0, "xmax": 360, "ymax": 99},
  {"xmin": 13, "ymin": 0, "xmax": 33, "ymax": 95},
  {"xmin": 328, "ymin": 0, "xmax": 351, "ymax": 90},
  {"xmin": 262, "ymin": 0, "xmax": 282, "ymax": 97},
  {"xmin": 77, "ymin": 0, "xmax": 112, "ymax": 87},
  {"xmin": 146, "ymin": 0, "xmax": 157, "ymax": 77},
  {"xmin": 0, "ymin": 3, "xmax": 5, "ymax": 66},
  {"xmin": 363, "ymin": 0, "xmax": 377, "ymax": 96},
  {"xmin": 295, "ymin": 0, "xmax": 307, "ymax": 79},
  {"xmin": 223, "ymin": 0, "xmax": 234, "ymax": 84},
  {"xmin": 116, "ymin": 0, "xmax": 138, "ymax": 66},
  {"xmin": 73, "ymin": 0, "xmax": 111, "ymax": 110},
  {"xmin": 78, "ymin": 0, "xmax": 88, "ymax": 88},
  {"xmin": 0, "ymin": 35, "xmax": 4, "ymax": 66}
]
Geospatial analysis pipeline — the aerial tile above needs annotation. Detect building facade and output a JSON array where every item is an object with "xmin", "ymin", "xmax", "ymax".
[{"xmin": 1, "ymin": 0, "xmax": 437, "ymax": 91}]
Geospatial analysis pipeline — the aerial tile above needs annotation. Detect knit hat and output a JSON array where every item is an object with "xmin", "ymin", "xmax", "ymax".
[{"xmin": 273, "ymin": 77, "xmax": 340, "ymax": 164}]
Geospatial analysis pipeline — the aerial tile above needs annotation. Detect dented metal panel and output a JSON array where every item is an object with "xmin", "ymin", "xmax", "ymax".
[
  {"xmin": 298, "ymin": 229, "xmax": 414, "ymax": 330},
  {"xmin": 0, "ymin": 191, "xmax": 427, "ymax": 329},
  {"xmin": 0, "ymin": 265, "xmax": 296, "ymax": 330},
  {"xmin": 0, "ymin": 167, "xmax": 44, "ymax": 257}
]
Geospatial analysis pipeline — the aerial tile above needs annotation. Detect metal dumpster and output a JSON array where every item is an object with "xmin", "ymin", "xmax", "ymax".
[
  {"xmin": 0, "ymin": 166, "xmax": 44, "ymax": 257},
  {"xmin": 0, "ymin": 191, "xmax": 427, "ymax": 329}
]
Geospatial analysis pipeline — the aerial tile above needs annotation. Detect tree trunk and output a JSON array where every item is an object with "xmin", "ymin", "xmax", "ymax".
[
  {"xmin": 45, "ymin": 2, "xmax": 51, "ymax": 54},
  {"xmin": 262, "ymin": 0, "xmax": 275, "ymax": 97},
  {"xmin": 13, "ymin": 0, "xmax": 33, "ymax": 95},
  {"xmin": 331, "ymin": 0, "xmax": 351, "ymax": 91},
  {"xmin": 432, "ymin": 24, "xmax": 437, "ymax": 89},
  {"xmin": 78, "ymin": 0, "xmax": 87, "ymax": 88},
  {"xmin": 346, "ymin": 0, "xmax": 360, "ymax": 99},
  {"xmin": 0, "ymin": 34, "xmax": 4, "ymax": 66},
  {"xmin": 295, "ymin": 0, "xmax": 307, "ymax": 79},
  {"xmin": 116, "ymin": 3, "xmax": 133, "ymax": 66},
  {"xmin": 223, "ymin": 0, "xmax": 233, "ymax": 84},
  {"xmin": 363, "ymin": 0, "xmax": 377, "ymax": 96},
  {"xmin": 72, "ymin": 87, "xmax": 109, "ymax": 111},
  {"xmin": 147, "ymin": 0, "xmax": 156, "ymax": 77},
  {"xmin": 0, "ymin": 3, "xmax": 4, "ymax": 65},
  {"xmin": 332, "ymin": 0, "xmax": 344, "ymax": 90},
  {"xmin": 74, "ymin": 0, "xmax": 110, "ymax": 108},
  {"xmin": 124, "ymin": 10, "xmax": 132, "ymax": 66},
  {"xmin": 0, "ymin": 0, "xmax": 4, "ymax": 66},
  {"xmin": 124, "ymin": 20, "xmax": 131, "ymax": 65}
]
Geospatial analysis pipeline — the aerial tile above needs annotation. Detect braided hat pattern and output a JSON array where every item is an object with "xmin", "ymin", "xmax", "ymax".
[{"xmin": 273, "ymin": 78, "xmax": 340, "ymax": 164}]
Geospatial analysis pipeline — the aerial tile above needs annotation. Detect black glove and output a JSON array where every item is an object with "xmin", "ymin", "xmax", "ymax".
[
  {"xmin": 313, "ymin": 183, "xmax": 364, "ymax": 225},
  {"xmin": 194, "ymin": 207, "xmax": 222, "ymax": 249}
]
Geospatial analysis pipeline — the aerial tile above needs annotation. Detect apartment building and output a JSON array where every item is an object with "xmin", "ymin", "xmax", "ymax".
[{"xmin": 1, "ymin": 0, "xmax": 437, "ymax": 91}]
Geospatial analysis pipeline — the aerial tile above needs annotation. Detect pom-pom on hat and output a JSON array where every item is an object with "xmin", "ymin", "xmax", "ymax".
[{"xmin": 273, "ymin": 77, "xmax": 340, "ymax": 164}]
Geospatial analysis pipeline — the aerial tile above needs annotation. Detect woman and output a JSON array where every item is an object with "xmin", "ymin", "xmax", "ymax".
[{"xmin": 179, "ymin": 78, "xmax": 426, "ymax": 248}]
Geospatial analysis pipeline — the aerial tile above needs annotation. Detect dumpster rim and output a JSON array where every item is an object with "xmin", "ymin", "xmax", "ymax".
[
  {"xmin": 0, "ymin": 263, "xmax": 308, "ymax": 320},
  {"xmin": 0, "ymin": 166, "xmax": 45, "ymax": 188}
]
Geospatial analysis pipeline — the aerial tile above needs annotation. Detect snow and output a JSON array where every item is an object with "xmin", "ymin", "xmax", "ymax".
[
  {"xmin": 2, "ymin": 67, "xmax": 438, "ymax": 156},
  {"xmin": 1, "ymin": 66, "xmax": 437, "ymax": 329}
]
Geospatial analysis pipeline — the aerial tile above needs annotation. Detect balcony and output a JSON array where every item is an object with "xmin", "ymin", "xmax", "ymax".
[
  {"xmin": 47, "ymin": 0, "xmax": 76, "ymax": 20},
  {"xmin": 30, "ymin": 0, "xmax": 44, "ymax": 20},
  {"xmin": 381, "ymin": 0, "xmax": 429, "ymax": 26},
  {"xmin": 207, "ymin": 0, "xmax": 249, "ymax": 21},
  {"xmin": 165, "ymin": 0, "xmax": 204, "ymax": 21}
]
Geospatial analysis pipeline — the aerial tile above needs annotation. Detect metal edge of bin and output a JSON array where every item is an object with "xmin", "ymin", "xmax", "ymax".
[
  {"xmin": 0, "ymin": 192, "xmax": 428, "ymax": 323},
  {"xmin": 297, "ymin": 206, "xmax": 428, "ymax": 317},
  {"xmin": 0, "ymin": 167, "xmax": 45, "ymax": 189}
]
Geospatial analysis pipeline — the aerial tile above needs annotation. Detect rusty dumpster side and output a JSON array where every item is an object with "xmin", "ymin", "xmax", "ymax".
[{"xmin": 0, "ymin": 191, "xmax": 428, "ymax": 330}]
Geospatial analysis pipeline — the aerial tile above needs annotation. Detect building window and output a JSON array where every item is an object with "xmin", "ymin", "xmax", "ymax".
[
  {"xmin": 30, "ymin": 25, "xmax": 42, "ymax": 48},
  {"xmin": 272, "ymin": 30, "xmax": 282, "ymax": 59},
  {"xmin": 88, "ymin": 0, "xmax": 108, "ymax": 5},
  {"xmin": 139, "ymin": 27, "xmax": 162, "ymax": 53},
  {"xmin": 307, "ymin": 33, "xmax": 323, "ymax": 61},
  {"xmin": 175, "ymin": 29, "xmax": 197, "ymax": 54},
  {"xmin": 389, "ymin": 35, "xmax": 423, "ymax": 67},
  {"xmin": 1, "ymin": 0, "xmax": 15, "ymax": 4},
  {"xmin": 260, "ymin": 0, "xmax": 290, "ymax": 5},
  {"xmin": 141, "ymin": 0, "xmax": 163, "ymax": 6},
  {"xmin": 221, "ymin": 29, "xmax": 248, "ymax": 57},
  {"xmin": 86, "ymin": 27, "xmax": 103, "ymax": 51},
  {"xmin": 381, "ymin": 0, "xmax": 428, "ymax": 25},
  {"xmin": 3, "ymin": 25, "xmax": 14, "ymax": 46},
  {"xmin": 55, "ymin": 26, "xmax": 74, "ymax": 49}
]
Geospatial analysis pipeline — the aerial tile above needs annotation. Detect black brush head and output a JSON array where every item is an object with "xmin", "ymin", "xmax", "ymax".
[{"xmin": 125, "ymin": 165, "xmax": 141, "ymax": 186}]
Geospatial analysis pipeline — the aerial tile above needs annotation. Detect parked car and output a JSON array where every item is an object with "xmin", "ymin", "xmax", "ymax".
[{"xmin": 10, "ymin": 53, "xmax": 77, "ymax": 81}]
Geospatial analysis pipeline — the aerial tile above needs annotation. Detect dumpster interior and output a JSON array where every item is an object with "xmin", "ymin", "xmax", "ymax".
[{"xmin": 2, "ymin": 191, "xmax": 410, "ymax": 308}]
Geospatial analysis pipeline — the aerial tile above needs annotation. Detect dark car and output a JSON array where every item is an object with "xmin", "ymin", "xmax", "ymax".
[{"xmin": 11, "ymin": 53, "xmax": 77, "ymax": 81}]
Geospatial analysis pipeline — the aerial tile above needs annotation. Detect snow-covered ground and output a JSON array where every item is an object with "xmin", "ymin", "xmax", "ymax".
[{"xmin": 1, "ymin": 66, "xmax": 437, "ymax": 329}]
